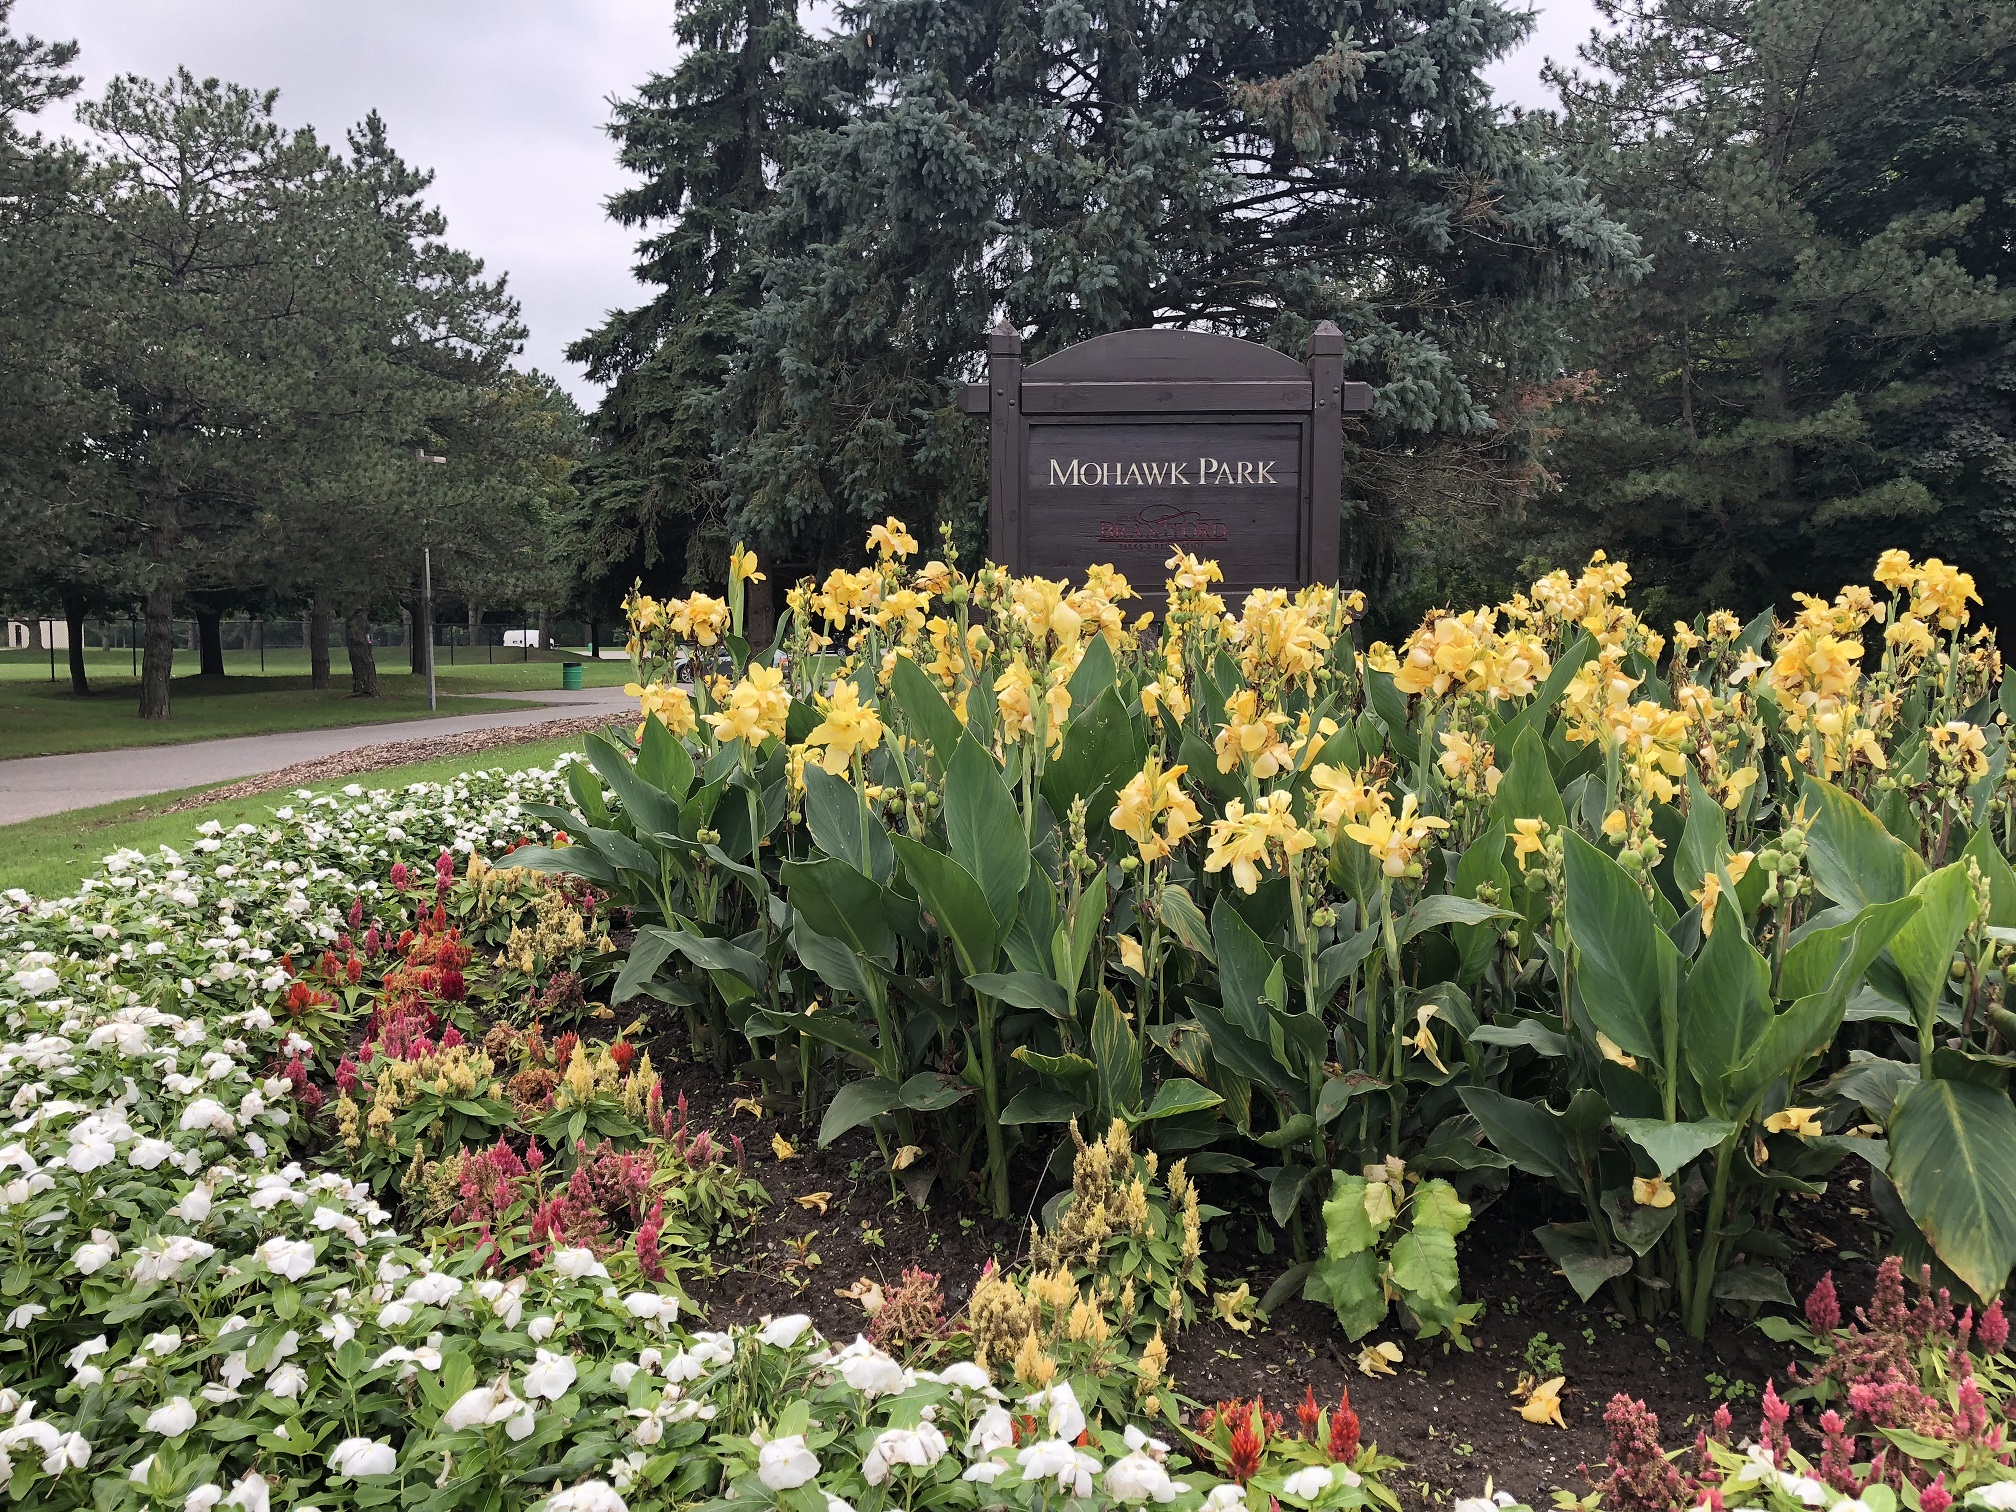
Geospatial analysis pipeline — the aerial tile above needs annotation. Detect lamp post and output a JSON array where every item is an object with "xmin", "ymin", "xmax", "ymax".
[{"xmin": 415, "ymin": 448, "xmax": 446, "ymax": 712}]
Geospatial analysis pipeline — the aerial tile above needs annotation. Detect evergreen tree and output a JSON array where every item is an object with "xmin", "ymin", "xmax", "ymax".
[
  {"xmin": 708, "ymin": 0, "xmax": 1638, "ymax": 598},
  {"xmin": 1538, "ymin": 0, "xmax": 2016, "ymax": 621},
  {"xmin": 566, "ymin": 0, "xmax": 826, "ymax": 615}
]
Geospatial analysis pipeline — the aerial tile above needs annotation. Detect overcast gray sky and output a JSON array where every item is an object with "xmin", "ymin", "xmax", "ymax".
[{"xmin": 16, "ymin": 0, "xmax": 1605, "ymax": 407}]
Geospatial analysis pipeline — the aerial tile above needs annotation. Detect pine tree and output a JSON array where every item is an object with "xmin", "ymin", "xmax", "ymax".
[
  {"xmin": 1538, "ymin": 0, "xmax": 2016, "ymax": 620},
  {"xmin": 707, "ymin": 0, "xmax": 1638, "ymax": 598},
  {"xmin": 566, "ymin": 0, "xmax": 827, "ymax": 614}
]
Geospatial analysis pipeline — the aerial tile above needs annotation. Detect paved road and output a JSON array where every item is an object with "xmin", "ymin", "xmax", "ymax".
[{"xmin": 0, "ymin": 688, "xmax": 636, "ymax": 825}]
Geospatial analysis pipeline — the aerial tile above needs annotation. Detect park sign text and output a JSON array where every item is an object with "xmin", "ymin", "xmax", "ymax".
[{"xmin": 958, "ymin": 324, "xmax": 1372, "ymax": 597}]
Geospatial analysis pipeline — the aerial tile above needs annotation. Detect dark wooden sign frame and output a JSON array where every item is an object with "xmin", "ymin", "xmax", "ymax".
[{"xmin": 959, "ymin": 322, "xmax": 1372, "ymax": 596}]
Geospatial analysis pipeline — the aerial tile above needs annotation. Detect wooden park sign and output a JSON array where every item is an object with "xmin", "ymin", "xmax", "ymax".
[{"xmin": 958, "ymin": 322, "xmax": 1373, "ymax": 597}]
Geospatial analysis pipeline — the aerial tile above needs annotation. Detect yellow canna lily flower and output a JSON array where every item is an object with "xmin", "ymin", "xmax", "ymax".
[
  {"xmin": 1511, "ymin": 817, "xmax": 1548, "ymax": 871},
  {"xmin": 1116, "ymin": 935, "xmax": 1145, "ymax": 976}
]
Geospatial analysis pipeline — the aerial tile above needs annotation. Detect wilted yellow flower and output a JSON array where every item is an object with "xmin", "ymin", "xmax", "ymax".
[
  {"xmin": 1357, "ymin": 1341, "xmax": 1403, "ymax": 1376},
  {"xmin": 772, "ymin": 1132, "xmax": 798, "ymax": 1161},
  {"xmin": 1594, "ymin": 1032, "xmax": 1637, "ymax": 1070},
  {"xmin": 804, "ymin": 679, "xmax": 886, "ymax": 774},
  {"xmin": 1518, "ymin": 1376, "xmax": 1567, "ymax": 1429},
  {"xmin": 1764, "ymin": 1107, "xmax": 1822, "ymax": 1138},
  {"xmin": 1632, "ymin": 1176, "xmax": 1675, "ymax": 1209},
  {"xmin": 1409, "ymin": 1004, "xmax": 1449, "ymax": 1074},
  {"xmin": 1343, "ymin": 793, "xmax": 1450, "ymax": 879},
  {"xmin": 1931, "ymin": 721, "xmax": 1990, "ymax": 780},
  {"xmin": 1109, "ymin": 757, "xmax": 1201, "ymax": 863},
  {"xmin": 1115, "ymin": 935, "xmax": 1145, "ymax": 975}
]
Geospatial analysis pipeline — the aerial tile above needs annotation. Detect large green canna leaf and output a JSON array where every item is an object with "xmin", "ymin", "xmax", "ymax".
[
  {"xmin": 819, "ymin": 1077, "xmax": 902, "ymax": 1146},
  {"xmin": 1491, "ymin": 724, "xmax": 1568, "ymax": 829},
  {"xmin": 892, "ymin": 835, "xmax": 1002, "ymax": 975},
  {"xmin": 1805, "ymin": 776, "xmax": 1926, "ymax": 909},
  {"xmin": 781, "ymin": 856, "xmax": 894, "ymax": 964},
  {"xmin": 1674, "ymin": 769, "xmax": 1733, "ymax": 905},
  {"xmin": 1456, "ymin": 1087, "xmax": 1576, "ymax": 1186},
  {"xmin": 944, "ymin": 735, "xmax": 1028, "ymax": 928},
  {"xmin": 888, "ymin": 653, "xmax": 964, "ymax": 771},
  {"xmin": 1889, "ymin": 1078, "xmax": 2016, "ymax": 1300},
  {"xmin": 1723, "ymin": 896, "xmax": 1919, "ymax": 1114},
  {"xmin": 799, "ymin": 763, "xmax": 894, "ymax": 882},
  {"xmin": 1682, "ymin": 921, "xmax": 1773, "ymax": 1118},
  {"xmin": 1211, "ymin": 895, "xmax": 1283, "ymax": 1047},
  {"xmin": 587, "ymin": 730, "xmax": 683, "ymax": 838},
  {"xmin": 1039, "ymin": 684, "xmax": 1146, "ymax": 841},
  {"xmin": 1886, "ymin": 864, "xmax": 1975, "ymax": 1040},
  {"xmin": 1092, "ymin": 989, "xmax": 1143, "ymax": 1119},
  {"xmin": 1563, "ymin": 832, "xmax": 1670, "ymax": 1064},
  {"xmin": 1610, "ymin": 1116, "xmax": 1737, "ymax": 1177},
  {"xmin": 635, "ymin": 715, "xmax": 695, "ymax": 801},
  {"xmin": 1962, "ymin": 824, "xmax": 2016, "ymax": 927}
]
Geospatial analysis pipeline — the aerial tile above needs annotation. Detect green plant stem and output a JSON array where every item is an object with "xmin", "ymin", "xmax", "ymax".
[
  {"xmin": 1687, "ymin": 1134, "xmax": 1738, "ymax": 1338},
  {"xmin": 974, "ymin": 992, "xmax": 1010, "ymax": 1218}
]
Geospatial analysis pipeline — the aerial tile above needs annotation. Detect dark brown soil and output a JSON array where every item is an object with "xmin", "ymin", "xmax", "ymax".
[{"xmin": 643, "ymin": 1023, "xmax": 1890, "ymax": 1507}]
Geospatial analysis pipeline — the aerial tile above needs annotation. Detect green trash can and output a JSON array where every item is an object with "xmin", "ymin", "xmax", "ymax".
[{"xmin": 561, "ymin": 662, "xmax": 583, "ymax": 691}]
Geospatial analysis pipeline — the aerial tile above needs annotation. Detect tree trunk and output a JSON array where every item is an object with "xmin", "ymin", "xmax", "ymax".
[
  {"xmin": 196, "ymin": 607, "xmax": 226, "ymax": 677},
  {"xmin": 139, "ymin": 583, "xmax": 174, "ymax": 720},
  {"xmin": 22, "ymin": 615, "xmax": 40, "ymax": 651},
  {"xmin": 345, "ymin": 604, "xmax": 380, "ymax": 698},
  {"xmin": 468, "ymin": 602, "xmax": 482, "ymax": 652},
  {"xmin": 62, "ymin": 593, "xmax": 89, "ymax": 697},
  {"xmin": 746, "ymin": 574, "xmax": 776, "ymax": 647},
  {"xmin": 404, "ymin": 604, "xmax": 425, "ymax": 676},
  {"xmin": 536, "ymin": 606, "xmax": 551, "ymax": 650},
  {"xmin": 309, "ymin": 595, "xmax": 332, "ymax": 689}
]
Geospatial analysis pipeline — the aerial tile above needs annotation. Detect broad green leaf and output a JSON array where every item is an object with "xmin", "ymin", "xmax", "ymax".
[
  {"xmin": 892, "ymin": 836, "xmax": 1002, "ymax": 975},
  {"xmin": 644, "ymin": 924, "xmax": 766, "ymax": 989},
  {"xmin": 1157, "ymin": 885, "xmax": 1215, "ymax": 963},
  {"xmin": 1211, "ymin": 894, "xmax": 1281, "ymax": 1046},
  {"xmin": 1682, "ymin": 923, "xmax": 1773, "ymax": 1118},
  {"xmin": 945, "ymin": 736, "xmax": 1029, "ymax": 928},
  {"xmin": 1399, "ymin": 894, "xmax": 1514, "ymax": 942},
  {"xmin": 635, "ymin": 714, "xmax": 695, "ymax": 801},
  {"xmin": 1961, "ymin": 825, "xmax": 2016, "ymax": 927},
  {"xmin": 899, "ymin": 1072, "xmax": 971, "ymax": 1112},
  {"xmin": 612, "ymin": 928, "xmax": 678, "ymax": 1005},
  {"xmin": 1389, "ymin": 1225, "xmax": 1463, "ymax": 1319},
  {"xmin": 1887, "ymin": 864, "xmax": 1975, "ymax": 1038},
  {"xmin": 1456, "ymin": 1087, "xmax": 1575, "ymax": 1185},
  {"xmin": 1092, "ymin": 989, "xmax": 1143, "ymax": 1118},
  {"xmin": 818, "ymin": 1077, "xmax": 901, "ymax": 1146},
  {"xmin": 1805, "ymin": 776, "xmax": 1926, "ymax": 909},
  {"xmin": 1471, "ymin": 1020, "xmax": 1569, "ymax": 1057},
  {"xmin": 1534, "ymin": 1222, "xmax": 1632, "ymax": 1302},
  {"xmin": 1600, "ymin": 1187, "xmax": 1679, "ymax": 1255},
  {"xmin": 1411, "ymin": 1178, "xmax": 1471, "ymax": 1235},
  {"xmin": 1000, "ymin": 1086, "xmax": 1090, "ymax": 1125},
  {"xmin": 1674, "ymin": 769, "xmax": 1732, "ymax": 903},
  {"xmin": 781, "ymin": 857, "xmax": 893, "ymax": 963},
  {"xmin": 1610, "ymin": 1116, "xmax": 1737, "ymax": 1177},
  {"xmin": 1321, "ymin": 1171, "xmax": 1384, "ymax": 1255},
  {"xmin": 1140, "ymin": 1078, "xmax": 1223, "ymax": 1121},
  {"xmin": 1889, "ymin": 1078, "xmax": 2016, "ymax": 1300},
  {"xmin": 889, "ymin": 653, "xmax": 963, "ymax": 769},
  {"xmin": 1564, "ymin": 832, "xmax": 1668, "ymax": 1064},
  {"xmin": 1012, "ymin": 1048, "xmax": 1097, "ymax": 1081},
  {"xmin": 800, "ymin": 763, "xmax": 894, "ymax": 883},
  {"xmin": 509, "ymin": 844, "xmax": 617, "ymax": 887},
  {"xmin": 1492, "ymin": 632, "xmax": 1595, "ymax": 752},
  {"xmin": 1304, "ymin": 1249, "xmax": 1385, "ymax": 1340},
  {"xmin": 1491, "ymin": 723, "xmax": 1568, "ymax": 829},
  {"xmin": 565, "ymin": 761, "xmax": 612, "ymax": 826},
  {"xmin": 1039, "ymin": 684, "xmax": 1146, "ymax": 840},
  {"xmin": 1065, "ymin": 628, "xmax": 1118, "ymax": 708},
  {"xmin": 587, "ymin": 730, "xmax": 682, "ymax": 838},
  {"xmin": 967, "ymin": 971, "xmax": 1071, "ymax": 1018},
  {"xmin": 1713, "ymin": 1264, "xmax": 1795, "ymax": 1306}
]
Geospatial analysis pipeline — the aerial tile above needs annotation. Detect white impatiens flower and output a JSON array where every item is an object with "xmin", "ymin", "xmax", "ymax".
[
  {"xmin": 526, "ymin": 1315, "xmax": 557, "ymax": 1342},
  {"xmin": 327, "ymin": 1437, "xmax": 398, "ymax": 1479},
  {"xmin": 757, "ymin": 1435, "xmax": 821, "ymax": 1491},
  {"xmin": 223, "ymin": 1470, "xmax": 271, "ymax": 1512},
  {"xmin": 266, "ymin": 1364, "xmax": 308, "ymax": 1399},
  {"xmin": 257, "ymin": 1237, "xmax": 315, "ymax": 1281},
  {"xmin": 1972, "ymin": 1485, "xmax": 2016, "ymax": 1512},
  {"xmin": 833, "ymin": 1336, "xmax": 907, "ymax": 1397},
  {"xmin": 521, "ymin": 1349, "xmax": 578, "ymax": 1401},
  {"xmin": 1022, "ymin": 1381, "xmax": 1086, "ymax": 1443},
  {"xmin": 543, "ymin": 1481, "xmax": 628, "ymax": 1512},
  {"xmin": 550, "ymin": 1248, "xmax": 608, "ymax": 1281},
  {"xmin": 1106, "ymin": 1451, "xmax": 1180, "ymax": 1504},
  {"xmin": 65, "ymin": 1336, "xmax": 108, "ymax": 1371},
  {"xmin": 967, "ymin": 1404, "xmax": 1014, "ymax": 1456},
  {"xmin": 1017, "ymin": 1439, "xmax": 1098, "ymax": 1498},
  {"xmin": 403, "ymin": 1270, "xmax": 462, "ymax": 1306},
  {"xmin": 128, "ymin": 1137, "xmax": 174, "ymax": 1170},
  {"xmin": 144, "ymin": 1397, "xmax": 199, "ymax": 1438},
  {"xmin": 71, "ymin": 1231, "xmax": 118, "ymax": 1274},
  {"xmin": 1281, "ymin": 1466, "xmax": 1335, "ymax": 1500},
  {"xmin": 757, "ymin": 1313, "xmax": 812, "ymax": 1348},
  {"xmin": 623, "ymin": 1292, "xmax": 678, "ymax": 1325},
  {"xmin": 861, "ymin": 1424, "xmax": 947, "ymax": 1485},
  {"xmin": 375, "ymin": 1301, "xmax": 414, "ymax": 1328},
  {"xmin": 1205, "ymin": 1487, "xmax": 1249, "ymax": 1511},
  {"xmin": 169, "ymin": 1186, "xmax": 213, "ymax": 1223},
  {"xmin": 442, "ymin": 1379, "xmax": 536, "ymax": 1440},
  {"xmin": 178, "ymin": 1098, "xmax": 234, "ymax": 1133},
  {"xmin": 5, "ymin": 1304, "xmax": 44, "ymax": 1329}
]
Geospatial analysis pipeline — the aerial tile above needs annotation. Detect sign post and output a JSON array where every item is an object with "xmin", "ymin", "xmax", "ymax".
[{"xmin": 960, "ymin": 322, "xmax": 1371, "ymax": 596}]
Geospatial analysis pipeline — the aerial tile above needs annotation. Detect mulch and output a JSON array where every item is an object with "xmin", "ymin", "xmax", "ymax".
[
  {"xmin": 159, "ymin": 713, "xmax": 623, "ymax": 814},
  {"xmin": 635, "ymin": 1017, "xmax": 1887, "ymax": 1508}
]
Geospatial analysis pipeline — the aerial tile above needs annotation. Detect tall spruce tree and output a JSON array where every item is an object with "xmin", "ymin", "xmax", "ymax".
[
  {"xmin": 566, "ymin": 0, "xmax": 826, "ymax": 614},
  {"xmin": 704, "ymin": 0, "xmax": 1638, "ymax": 603},
  {"xmin": 1538, "ymin": 0, "xmax": 2016, "ymax": 621}
]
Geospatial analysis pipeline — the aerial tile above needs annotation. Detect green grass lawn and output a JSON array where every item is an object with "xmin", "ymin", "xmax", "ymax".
[
  {"xmin": 0, "ymin": 651, "xmax": 633, "ymax": 760},
  {"xmin": 0, "ymin": 733, "xmax": 588, "ymax": 900}
]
